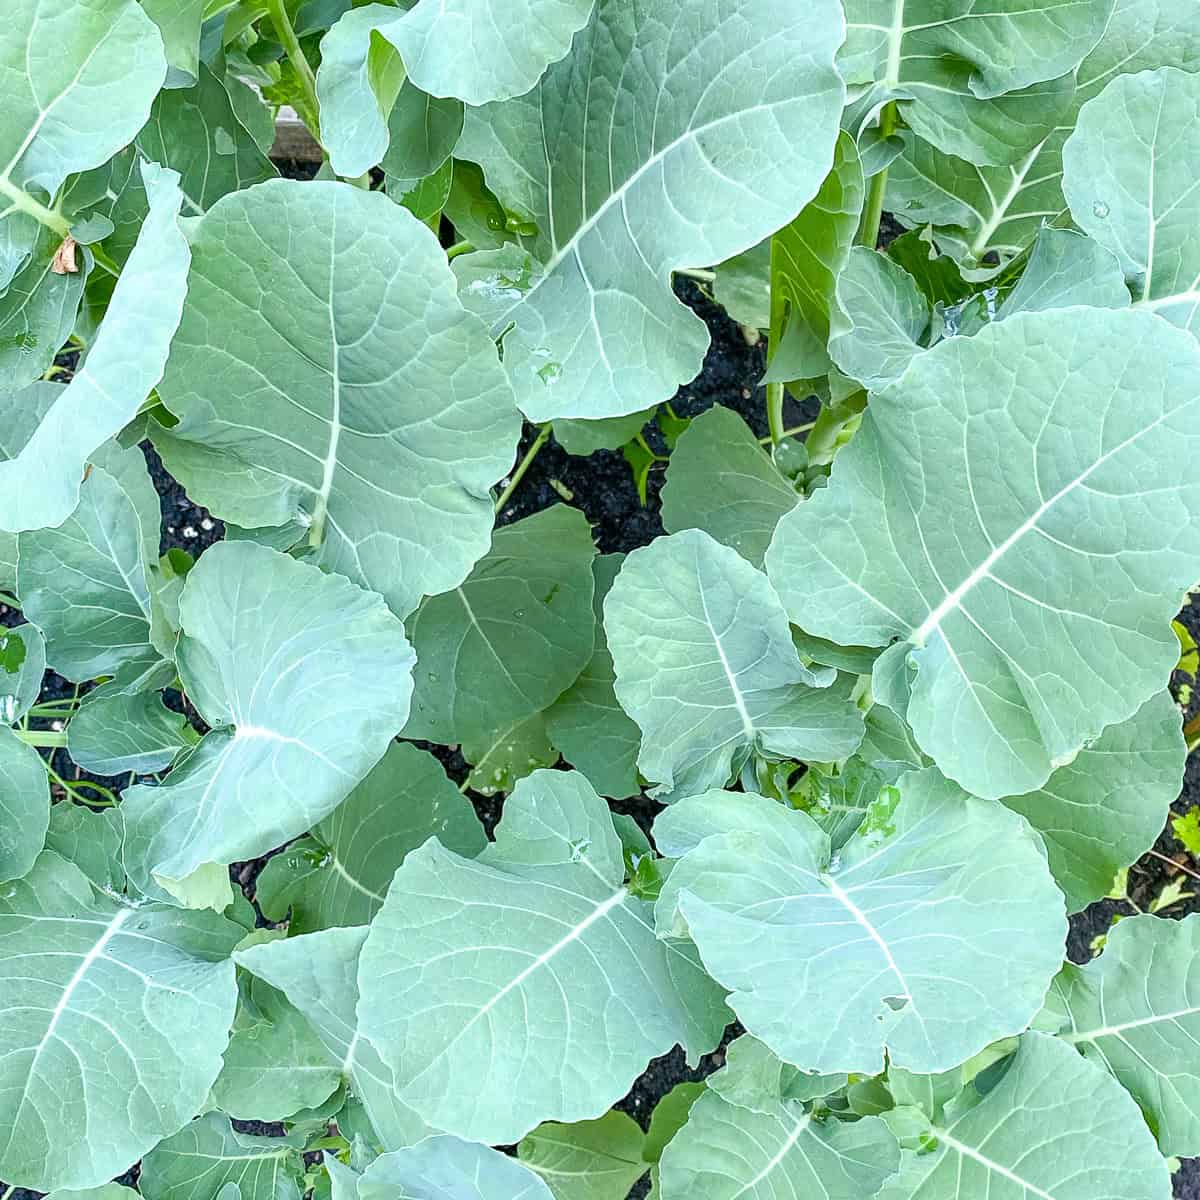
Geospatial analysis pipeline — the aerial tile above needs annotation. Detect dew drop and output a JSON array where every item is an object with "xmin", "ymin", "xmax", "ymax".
[
  {"xmin": 536, "ymin": 361, "xmax": 562, "ymax": 385},
  {"xmin": 1092, "ymin": 200, "xmax": 1110, "ymax": 219}
]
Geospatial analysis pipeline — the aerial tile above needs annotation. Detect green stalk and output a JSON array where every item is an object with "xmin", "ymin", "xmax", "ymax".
[
  {"xmin": 266, "ymin": 0, "xmax": 321, "ymax": 135},
  {"xmin": 1185, "ymin": 710, "xmax": 1200, "ymax": 754},
  {"xmin": 446, "ymin": 240, "xmax": 475, "ymax": 260},
  {"xmin": 857, "ymin": 101, "xmax": 897, "ymax": 249},
  {"xmin": 495, "ymin": 423, "xmax": 552, "ymax": 512},
  {"xmin": 758, "ymin": 421, "xmax": 814, "ymax": 447},
  {"xmin": 0, "ymin": 173, "xmax": 71, "ymax": 237},
  {"xmin": 765, "ymin": 382, "xmax": 786, "ymax": 446},
  {"xmin": 14, "ymin": 730, "xmax": 68, "ymax": 748}
]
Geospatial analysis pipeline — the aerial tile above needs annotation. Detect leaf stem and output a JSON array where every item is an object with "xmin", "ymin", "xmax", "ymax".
[
  {"xmin": 0, "ymin": 174, "xmax": 71, "ymax": 237},
  {"xmin": 857, "ymin": 101, "xmax": 897, "ymax": 249},
  {"xmin": 445, "ymin": 240, "xmax": 474, "ymax": 260},
  {"xmin": 495, "ymin": 423, "xmax": 552, "ymax": 512},
  {"xmin": 2, "ymin": 1182, "xmax": 16, "ymax": 1200},
  {"xmin": 766, "ymin": 383, "xmax": 786, "ymax": 446},
  {"xmin": 758, "ymin": 420, "xmax": 815, "ymax": 446},
  {"xmin": 0, "ymin": 592, "xmax": 19, "ymax": 609},
  {"xmin": 14, "ymin": 730, "xmax": 68, "ymax": 748},
  {"xmin": 265, "ymin": 0, "xmax": 321, "ymax": 136},
  {"xmin": 1145, "ymin": 847, "xmax": 1200, "ymax": 883},
  {"xmin": 674, "ymin": 267, "xmax": 716, "ymax": 285}
]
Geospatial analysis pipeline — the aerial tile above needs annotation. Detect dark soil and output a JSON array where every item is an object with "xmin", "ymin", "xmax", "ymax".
[{"xmin": 4, "ymin": 238, "xmax": 1199, "ymax": 1200}]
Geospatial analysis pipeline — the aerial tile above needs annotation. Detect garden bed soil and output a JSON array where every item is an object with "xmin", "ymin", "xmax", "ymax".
[{"xmin": 4, "ymin": 275, "xmax": 1199, "ymax": 1200}]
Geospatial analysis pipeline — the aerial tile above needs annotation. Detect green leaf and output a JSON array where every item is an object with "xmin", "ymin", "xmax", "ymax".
[
  {"xmin": 1041, "ymin": 912, "xmax": 1200, "ymax": 1156},
  {"xmin": 0, "ymin": 851, "xmax": 240, "ymax": 1191},
  {"xmin": 141, "ymin": 0, "xmax": 206, "ymax": 85},
  {"xmin": 66, "ymin": 690, "xmax": 194, "ymax": 776},
  {"xmin": 658, "ymin": 1041, "xmax": 897, "ymax": 1200},
  {"xmin": 996, "ymin": 227, "xmax": 1131, "ymax": 317},
  {"xmin": 518, "ymin": 1111, "xmax": 648, "ymax": 1200},
  {"xmin": 118, "ymin": 541, "xmax": 414, "ymax": 908},
  {"xmin": 713, "ymin": 241, "xmax": 771, "ymax": 332},
  {"xmin": 153, "ymin": 178, "xmax": 519, "ymax": 618},
  {"xmin": 341, "ymin": 1137, "xmax": 554, "ymax": 1200},
  {"xmin": 403, "ymin": 505, "xmax": 596, "ymax": 747},
  {"xmin": 43, "ymin": 802, "xmax": 124, "ymax": 893},
  {"xmin": 45, "ymin": 1185, "xmax": 140, "ymax": 1200},
  {"xmin": 235, "ymin": 926, "xmax": 434, "ymax": 1151},
  {"xmin": 642, "ymin": 1082, "xmax": 705, "ymax": 1164},
  {"xmin": 876, "ymin": 1033, "xmax": 1171, "ymax": 1200},
  {"xmin": 210, "ymin": 975, "xmax": 343, "ymax": 1121},
  {"xmin": 139, "ymin": 1114, "xmax": 304, "ymax": 1200},
  {"xmin": 357, "ymin": 769, "xmax": 727, "ymax": 1144},
  {"xmin": 766, "ymin": 307, "xmax": 1200, "ymax": 800},
  {"xmin": 998, "ymin": 690, "xmax": 1184, "ymax": 911},
  {"xmin": 0, "ymin": 622, "xmax": 45, "ymax": 725},
  {"xmin": 544, "ymin": 554, "xmax": 642, "ymax": 800},
  {"xmin": 1174, "ymin": 807, "xmax": 1200, "ymax": 856},
  {"xmin": 0, "ymin": 163, "xmax": 189, "ymax": 531},
  {"xmin": 387, "ymin": 157, "xmax": 454, "ymax": 229},
  {"xmin": 455, "ymin": 0, "xmax": 845, "ymax": 420},
  {"xmin": 464, "ymin": 711, "xmax": 560, "ymax": 797},
  {"xmin": 654, "ymin": 769, "xmax": 1066, "ymax": 1075},
  {"xmin": 827, "ymin": 247, "xmax": 930, "ymax": 389},
  {"xmin": 710, "ymin": 1034, "xmax": 847, "ymax": 1108},
  {"xmin": 605, "ymin": 529, "xmax": 862, "ymax": 801},
  {"xmin": 0, "ymin": 725, "xmax": 49, "ymax": 882},
  {"xmin": 1064, "ymin": 66, "xmax": 1200, "ymax": 333},
  {"xmin": 255, "ymin": 742, "xmax": 484, "ymax": 933},
  {"xmin": 18, "ymin": 444, "xmax": 164, "ymax": 683},
  {"xmin": 381, "ymin": 83, "xmax": 463, "ymax": 187},
  {"xmin": 0, "ymin": 0, "xmax": 166, "ymax": 204},
  {"xmin": 660, "ymin": 407, "xmax": 798, "ymax": 569},
  {"xmin": 552, "ymin": 410, "xmax": 653, "ymax": 457}
]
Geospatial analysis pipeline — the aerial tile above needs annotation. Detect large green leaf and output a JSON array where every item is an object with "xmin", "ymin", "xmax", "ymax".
[
  {"xmin": 0, "ymin": 726, "xmax": 49, "ymax": 882},
  {"xmin": 765, "ymin": 307, "xmax": 1200, "ymax": 800},
  {"xmin": 999, "ymin": 691, "xmax": 1184, "ymax": 911},
  {"xmin": 658, "ymin": 1048, "xmax": 897, "ymax": 1200},
  {"xmin": 455, "ymin": 0, "xmax": 845, "ymax": 421},
  {"xmin": 1064, "ymin": 67, "xmax": 1200, "ymax": 334},
  {"xmin": 518, "ymin": 1111, "xmax": 648, "ymax": 1200},
  {"xmin": 887, "ymin": 0, "xmax": 1200, "ymax": 269},
  {"xmin": 140, "ymin": 0, "xmax": 206, "ymax": 85},
  {"xmin": 255, "ymin": 741, "xmax": 485, "ymax": 933},
  {"xmin": 357, "ymin": 769, "xmax": 727, "ymax": 1144},
  {"xmin": 236, "ymin": 926, "xmax": 433, "ymax": 1151},
  {"xmin": 660, "ymin": 407, "xmax": 798, "ymax": 569},
  {"xmin": 66, "ymin": 690, "xmax": 195, "ymax": 777},
  {"xmin": 840, "ymin": 0, "xmax": 1112, "ymax": 165},
  {"xmin": 0, "ymin": 852, "xmax": 239, "ymax": 1191},
  {"xmin": 153, "ymin": 179, "xmax": 518, "ymax": 618},
  {"xmin": 876, "ymin": 1033, "xmax": 1171, "ymax": 1199},
  {"xmin": 544, "ymin": 554, "xmax": 642, "ymax": 800},
  {"xmin": 996, "ymin": 227, "xmax": 1131, "ymax": 317},
  {"xmin": 605, "ymin": 529, "xmax": 863, "ymax": 802},
  {"xmin": 118, "ymin": 541, "xmax": 415, "ymax": 909},
  {"xmin": 403, "ymin": 505, "xmax": 595, "ymax": 747},
  {"xmin": 139, "ymin": 1114, "xmax": 304, "ymax": 1200},
  {"xmin": 0, "ymin": 164, "xmax": 190, "ymax": 533},
  {"xmin": 1041, "ymin": 913, "xmax": 1200, "ymax": 1156},
  {"xmin": 654, "ymin": 770, "xmax": 1066, "ymax": 1075}
]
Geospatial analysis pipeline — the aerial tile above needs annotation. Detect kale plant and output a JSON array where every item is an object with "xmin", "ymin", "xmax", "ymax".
[{"xmin": 1, "ymin": 1, "xmax": 1200, "ymax": 1198}]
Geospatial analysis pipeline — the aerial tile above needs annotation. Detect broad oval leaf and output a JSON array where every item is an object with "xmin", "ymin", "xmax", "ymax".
[
  {"xmin": 876, "ymin": 1033, "xmax": 1171, "ymax": 1200},
  {"xmin": 255, "ymin": 741, "xmax": 485, "ymax": 933},
  {"xmin": 0, "ymin": 725, "xmax": 49, "ymax": 883},
  {"xmin": 357, "ymin": 769, "xmax": 727, "ymax": 1145},
  {"xmin": 350, "ymin": 1136, "xmax": 554, "ymax": 1200},
  {"xmin": 66, "ymin": 691, "xmax": 195, "ymax": 777},
  {"xmin": 455, "ymin": 0, "xmax": 846, "ymax": 421},
  {"xmin": 995, "ymin": 226, "xmax": 1131, "ymax": 318},
  {"xmin": 153, "ymin": 178, "xmax": 519, "ymax": 619},
  {"xmin": 0, "ymin": 852, "xmax": 239, "ymax": 1191},
  {"xmin": 654, "ymin": 769, "xmax": 1067, "ymax": 1075},
  {"xmin": 765, "ymin": 307, "xmax": 1200, "ymax": 799},
  {"xmin": 1041, "ymin": 912, "xmax": 1200, "ymax": 1156},
  {"xmin": 518, "ymin": 1110, "xmax": 648, "ymax": 1200},
  {"xmin": 119, "ymin": 541, "xmax": 415, "ymax": 908},
  {"xmin": 605, "ymin": 529, "xmax": 863, "ymax": 802}
]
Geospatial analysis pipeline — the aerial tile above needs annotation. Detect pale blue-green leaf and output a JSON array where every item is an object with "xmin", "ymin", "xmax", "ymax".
[
  {"xmin": 1065, "ymin": 67, "xmax": 1200, "ymax": 333},
  {"xmin": 997, "ymin": 228, "xmax": 1130, "ymax": 318},
  {"xmin": 46, "ymin": 1185, "xmax": 139, "ymax": 1200},
  {"xmin": 381, "ymin": 83, "xmax": 463, "ymax": 185},
  {"xmin": 551, "ymin": 411, "xmax": 652, "ymax": 457},
  {"xmin": 235, "ymin": 926, "xmax": 434, "ymax": 1150},
  {"xmin": 766, "ymin": 308, "xmax": 1200, "ymax": 799},
  {"xmin": 828, "ymin": 247, "xmax": 929, "ymax": 389},
  {"xmin": 0, "ymin": 0, "xmax": 165, "ymax": 201},
  {"xmin": 660, "ymin": 407, "xmax": 798, "ymax": 569},
  {"xmin": 713, "ymin": 241, "xmax": 770, "ymax": 331},
  {"xmin": 118, "ymin": 542, "xmax": 414, "ymax": 908},
  {"xmin": 464, "ymin": 711, "xmax": 559, "ymax": 798},
  {"xmin": 43, "ymin": 802, "xmax": 124, "ymax": 893},
  {"xmin": 706, "ymin": 1034, "xmax": 848, "ymax": 1112},
  {"xmin": 139, "ymin": 1114, "xmax": 304, "ymax": 1200},
  {"xmin": 141, "ymin": 0, "xmax": 206, "ymax": 84},
  {"xmin": 0, "ymin": 164, "xmax": 190, "ymax": 533},
  {"xmin": 387, "ymin": 157, "xmax": 455, "ymax": 229},
  {"xmin": 518, "ymin": 1111, "xmax": 648, "ymax": 1200},
  {"xmin": 0, "ymin": 852, "xmax": 239, "ymax": 1191},
  {"xmin": 65, "ymin": 689, "xmax": 192, "ymax": 777},
  {"xmin": 255, "ymin": 741, "xmax": 484, "ymax": 933},
  {"xmin": 403, "ymin": 505, "xmax": 595, "ymax": 747},
  {"xmin": 999, "ymin": 690, "xmax": 1183, "ymax": 911},
  {"xmin": 154, "ymin": 179, "xmax": 519, "ymax": 618},
  {"xmin": 0, "ymin": 726, "xmax": 48, "ymax": 882},
  {"xmin": 358, "ymin": 769, "xmax": 727, "ymax": 1144},
  {"xmin": 210, "ymin": 975, "xmax": 343, "ymax": 1121},
  {"xmin": 354, "ymin": 1137, "xmax": 554, "ymax": 1200},
  {"xmin": 1041, "ymin": 913, "xmax": 1200, "ymax": 1156},
  {"xmin": 656, "ymin": 769, "xmax": 1066, "ymax": 1075},
  {"xmin": 545, "ymin": 554, "xmax": 642, "ymax": 800},
  {"xmin": 456, "ymin": 0, "xmax": 845, "ymax": 421},
  {"xmin": 876, "ymin": 1033, "xmax": 1171, "ymax": 1200},
  {"xmin": 605, "ymin": 530, "xmax": 860, "ymax": 802},
  {"xmin": 0, "ymin": 622, "xmax": 45, "ymax": 724}
]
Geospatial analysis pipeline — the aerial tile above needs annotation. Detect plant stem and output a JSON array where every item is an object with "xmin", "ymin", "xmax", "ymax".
[
  {"xmin": 674, "ymin": 267, "xmax": 716, "ymax": 285},
  {"xmin": 857, "ymin": 101, "xmax": 897, "ymax": 249},
  {"xmin": 766, "ymin": 383, "xmax": 786, "ymax": 445},
  {"xmin": 1185, "ymin": 710, "xmax": 1200, "ymax": 753},
  {"xmin": 446, "ymin": 240, "xmax": 474, "ymax": 260},
  {"xmin": 0, "ymin": 591, "xmax": 18, "ymax": 609},
  {"xmin": 2, "ymin": 1181, "xmax": 16, "ymax": 1200},
  {"xmin": 0, "ymin": 174, "xmax": 70, "ymax": 237},
  {"xmin": 1146, "ymin": 847, "xmax": 1200, "ymax": 882},
  {"xmin": 266, "ymin": 0, "xmax": 321, "ymax": 135},
  {"xmin": 757, "ymin": 421, "xmax": 815, "ymax": 446},
  {"xmin": 14, "ymin": 730, "xmax": 68, "ymax": 748},
  {"xmin": 495, "ymin": 423, "xmax": 552, "ymax": 512}
]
